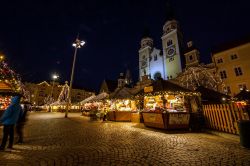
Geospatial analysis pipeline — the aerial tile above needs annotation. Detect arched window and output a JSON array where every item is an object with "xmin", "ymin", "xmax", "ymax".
[
  {"xmin": 154, "ymin": 72, "xmax": 162, "ymax": 80},
  {"xmin": 167, "ymin": 40, "xmax": 173, "ymax": 47}
]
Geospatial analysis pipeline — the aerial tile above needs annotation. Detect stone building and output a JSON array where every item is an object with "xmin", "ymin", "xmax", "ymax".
[
  {"xmin": 25, "ymin": 81, "xmax": 94, "ymax": 106},
  {"xmin": 212, "ymin": 37, "xmax": 250, "ymax": 96}
]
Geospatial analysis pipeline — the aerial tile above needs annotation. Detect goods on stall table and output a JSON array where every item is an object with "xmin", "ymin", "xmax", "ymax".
[{"xmin": 0, "ymin": 96, "xmax": 11, "ymax": 110}]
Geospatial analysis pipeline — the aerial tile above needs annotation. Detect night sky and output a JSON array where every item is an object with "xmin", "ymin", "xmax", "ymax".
[{"xmin": 0, "ymin": 0, "xmax": 249, "ymax": 92}]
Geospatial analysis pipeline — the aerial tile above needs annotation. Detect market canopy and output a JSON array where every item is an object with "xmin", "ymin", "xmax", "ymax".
[
  {"xmin": 110, "ymin": 87, "xmax": 133, "ymax": 99},
  {"xmin": 79, "ymin": 95, "xmax": 96, "ymax": 105}
]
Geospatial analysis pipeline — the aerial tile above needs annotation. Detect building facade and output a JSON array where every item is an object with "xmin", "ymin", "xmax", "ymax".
[
  {"xmin": 212, "ymin": 39, "xmax": 250, "ymax": 96},
  {"xmin": 25, "ymin": 81, "xmax": 94, "ymax": 106},
  {"xmin": 138, "ymin": 19, "xmax": 183, "ymax": 81}
]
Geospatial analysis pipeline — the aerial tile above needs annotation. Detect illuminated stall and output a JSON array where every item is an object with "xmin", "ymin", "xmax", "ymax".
[
  {"xmin": 108, "ymin": 87, "xmax": 139, "ymax": 122},
  {"xmin": 0, "ymin": 82, "xmax": 19, "ymax": 116},
  {"xmin": 140, "ymin": 80, "xmax": 200, "ymax": 129},
  {"xmin": 85, "ymin": 92, "xmax": 109, "ymax": 119}
]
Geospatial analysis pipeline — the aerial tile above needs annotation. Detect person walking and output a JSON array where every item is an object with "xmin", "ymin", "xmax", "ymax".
[
  {"xmin": 0, "ymin": 96, "xmax": 22, "ymax": 150},
  {"xmin": 16, "ymin": 103, "xmax": 29, "ymax": 144}
]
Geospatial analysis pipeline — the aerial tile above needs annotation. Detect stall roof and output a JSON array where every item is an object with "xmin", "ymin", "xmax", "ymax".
[
  {"xmin": 234, "ymin": 89, "xmax": 250, "ymax": 101},
  {"xmin": 195, "ymin": 86, "xmax": 230, "ymax": 104},
  {"xmin": 50, "ymin": 101, "xmax": 68, "ymax": 106},
  {"xmin": 110, "ymin": 87, "xmax": 133, "ymax": 99},
  {"xmin": 0, "ymin": 82, "xmax": 20, "ymax": 96},
  {"xmin": 152, "ymin": 79, "xmax": 192, "ymax": 92},
  {"xmin": 88, "ymin": 92, "xmax": 109, "ymax": 102},
  {"xmin": 79, "ymin": 95, "xmax": 96, "ymax": 105}
]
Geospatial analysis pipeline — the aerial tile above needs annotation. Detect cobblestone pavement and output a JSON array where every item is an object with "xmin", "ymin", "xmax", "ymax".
[{"xmin": 0, "ymin": 112, "xmax": 250, "ymax": 166}]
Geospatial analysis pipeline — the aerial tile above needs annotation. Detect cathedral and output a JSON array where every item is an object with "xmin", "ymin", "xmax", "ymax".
[{"xmin": 138, "ymin": 19, "xmax": 183, "ymax": 81}]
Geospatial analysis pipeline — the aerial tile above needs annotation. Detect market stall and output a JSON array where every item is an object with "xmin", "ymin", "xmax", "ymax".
[
  {"xmin": 84, "ymin": 92, "xmax": 109, "ymax": 119},
  {"xmin": 0, "ymin": 81, "xmax": 20, "ymax": 116},
  {"xmin": 140, "ymin": 79, "xmax": 200, "ymax": 129},
  {"xmin": 108, "ymin": 87, "xmax": 139, "ymax": 122}
]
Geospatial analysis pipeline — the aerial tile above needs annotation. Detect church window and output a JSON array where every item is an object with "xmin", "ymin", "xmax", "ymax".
[
  {"xmin": 189, "ymin": 55, "xmax": 193, "ymax": 61},
  {"xmin": 231, "ymin": 54, "xmax": 238, "ymax": 60},
  {"xmin": 169, "ymin": 57, "xmax": 174, "ymax": 62},
  {"xmin": 219, "ymin": 70, "xmax": 227, "ymax": 79},
  {"xmin": 154, "ymin": 55, "xmax": 157, "ymax": 61},
  {"xmin": 154, "ymin": 72, "xmax": 162, "ymax": 80},
  {"xmin": 149, "ymin": 56, "xmax": 152, "ymax": 61},
  {"xmin": 170, "ymin": 75, "xmax": 172, "ymax": 79},
  {"xmin": 234, "ymin": 67, "xmax": 243, "ymax": 76},
  {"xmin": 167, "ymin": 40, "xmax": 173, "ymax": 47}
]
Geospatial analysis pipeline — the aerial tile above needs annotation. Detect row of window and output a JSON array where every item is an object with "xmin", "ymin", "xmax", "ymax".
[
  {"xmin": 219, "ymin": 67, "xmax": 243, "ymax": 79},
  {"xmin": 149, "ymin": 55, "xmax": 158, "ymax": 61},
  {"xmin": 217, "ymin": 54, "xmax": 238, "ymax": 64},
  {"xmin": 224, "ymin": 84, "xmax": 247, "ymax": 94}
]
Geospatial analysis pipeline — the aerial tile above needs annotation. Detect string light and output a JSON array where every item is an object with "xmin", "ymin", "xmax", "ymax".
[{"xmin": 174, "ymin": 65, "xmax": 224, "ymax": 91}]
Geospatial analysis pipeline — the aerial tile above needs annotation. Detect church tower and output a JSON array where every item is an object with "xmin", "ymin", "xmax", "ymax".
[
  {"xmin": 184, "ymin": 41, "xmax": 200, "ymax": 68},
  {"xmin": 161, "ymin": 19, "xmax": 183, "ymax": 80},
  {"xmin": 138, "ymin": 35, "xmax": 153, "ymax": 81}
]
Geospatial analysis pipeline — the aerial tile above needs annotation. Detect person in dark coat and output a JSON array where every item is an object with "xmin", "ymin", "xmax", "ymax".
[
  {"xmin": 0, "ymin": 96, "xmax": 22, "ymax": 150},
  {"xmin": 16, "ymin": 103, "xmax": 29, "ymax": 144}
]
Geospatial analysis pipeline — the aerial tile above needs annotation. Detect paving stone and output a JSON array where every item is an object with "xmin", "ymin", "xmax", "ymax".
[{"xmin": 0, "ymin": 112, "xmax": 249, "ymax": 165}]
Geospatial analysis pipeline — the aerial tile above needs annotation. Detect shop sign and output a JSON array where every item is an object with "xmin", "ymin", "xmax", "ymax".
[{"xmin": 144, "ymin": 86, "xmax": 153, "ymax": 93}]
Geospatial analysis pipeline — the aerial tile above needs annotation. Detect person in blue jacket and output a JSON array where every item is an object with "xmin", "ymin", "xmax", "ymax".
[{"xmin": 0, "ymin": 96, "xmax": 22, "ymax": 150}]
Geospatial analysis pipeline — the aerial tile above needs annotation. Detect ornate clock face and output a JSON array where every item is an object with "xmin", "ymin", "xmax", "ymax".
[{"xmin": 166, "ymin": 45, "xmax": 176, "ymax": 58}]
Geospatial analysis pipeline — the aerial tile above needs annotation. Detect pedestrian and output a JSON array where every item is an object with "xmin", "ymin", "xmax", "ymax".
[
  {"xmin": 16, "ymin": 103, "xmax": 29, "ymax": 144},
  {"xmin": 0, "ymin": 96, "xmax": 22, "ymax": 150}
]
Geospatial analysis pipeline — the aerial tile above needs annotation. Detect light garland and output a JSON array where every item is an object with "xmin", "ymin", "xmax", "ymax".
[{"xmin": 175, "ymin": 65, "xmax": 224, "ymax": 91}]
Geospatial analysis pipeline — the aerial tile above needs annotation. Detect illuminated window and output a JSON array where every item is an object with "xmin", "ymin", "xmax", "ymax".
[{"xmin": 234, "ymin": 67, "xmax": 243, "ymax": 76}]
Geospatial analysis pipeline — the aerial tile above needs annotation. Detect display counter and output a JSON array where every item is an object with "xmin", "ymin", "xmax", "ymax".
[
  {"xmin": 142, "ymin": 111, "xmax": 190, "ymax": 129},
  {"xmin": 107, "ymin": 111, "xmax": 131, "ymax": 122}
]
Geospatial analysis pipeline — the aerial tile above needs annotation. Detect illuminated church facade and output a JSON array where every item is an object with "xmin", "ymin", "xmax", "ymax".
[{"xmin": 138, "ymin": 19, "xmax": 183, "ymax": 81}]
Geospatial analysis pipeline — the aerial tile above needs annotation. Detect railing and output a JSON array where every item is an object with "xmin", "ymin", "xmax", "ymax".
[{"xmin": 203, "ymin": 104, "xmax": 249, "ymax": 134}]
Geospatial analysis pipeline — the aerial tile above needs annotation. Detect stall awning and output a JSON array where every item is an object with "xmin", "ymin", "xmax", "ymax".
[
  {"xmin": 0, "ymin": 82, "xmax": 19, "ymax": 96},
  {"xmin": 79, "ymin": 95, "xmax": 96, "ymax": 105},
  {"xmin": 88, "ymin": 92, "xmax": 109, "ymax": 102},
  {"xmin": 50, "ymin": 101, "xmax": 68, "ymax": 106},
  {"xmin": 110, "ymin": 87, "xmax": 133, "ymax": 99}
]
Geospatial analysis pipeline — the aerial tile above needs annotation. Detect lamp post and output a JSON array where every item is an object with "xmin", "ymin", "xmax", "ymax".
[
  {"xmin": 0, "ymin": 55, "xmax": 5, "ymax": 62},
  {"xmin": 49, "ymin": 74, "xmax": 59, "ymax": 112},
  {"xmin": 65, "ymin": 37, "xmax": 85, "ymax": 118}
]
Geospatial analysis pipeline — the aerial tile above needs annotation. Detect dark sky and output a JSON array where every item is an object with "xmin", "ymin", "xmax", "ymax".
[{"xmin": 0, "ymin": 0, "xmax": 249, "ymax": 92}]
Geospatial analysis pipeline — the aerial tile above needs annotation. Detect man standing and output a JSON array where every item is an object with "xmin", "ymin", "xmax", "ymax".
[
  {"xmin": 0, "ymin": 96, "xmax": 22, "ymax": 150},
  {"xmin": 16, "ymin": 103, "xmax": 29, "ymax": 143}
]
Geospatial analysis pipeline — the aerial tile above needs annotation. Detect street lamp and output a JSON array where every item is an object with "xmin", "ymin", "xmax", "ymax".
[
  {"xmin": 65, "ymin": 37, "xmax": 85, "ymax": 118},
  {"xmin": 49, "ymin": 74, "xmax": 59, "ymax": 112},
  {"xmin": 0, "ymin": 55, "xmax": 5, "ymax": 62}
]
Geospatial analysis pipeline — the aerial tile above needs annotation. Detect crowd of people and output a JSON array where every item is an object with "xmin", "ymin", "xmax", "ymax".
[{"xmin": 0, "ymin": 95, "xmax": 29, "ymax": 151}]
